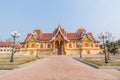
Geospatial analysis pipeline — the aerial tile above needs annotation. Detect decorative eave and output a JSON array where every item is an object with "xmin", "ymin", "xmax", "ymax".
[
  {"xmin": 49, "ymin": 25, "xmax": 70, "ymax": 42},
  {"xmin": 22, "ymin": 25, "xmax": 98, "ymax": 43},
  {"xmin": 86, "ymin": 32, "xmax": 96, "ymax": 42},
  {"xmin": 79, "ymin": 31, "xmax": 86, "ymax": 39},
  {"xmin": 24, "ymin": 33, "xmax": 32, "ymax": 42},
  {"xmin": 32, "ymin": 33, "xmax": 40, "ymax": 42},
  {"xmin": 85, "ymin": 33, "xmax": 93, "ymax": 41},
  {"xmin": 24, "ymin": 33, "xmax": 39, "ymax": 42},
  {"xmin": 80, "ymin": 32, "xmax": 95, "ymax": 42}
]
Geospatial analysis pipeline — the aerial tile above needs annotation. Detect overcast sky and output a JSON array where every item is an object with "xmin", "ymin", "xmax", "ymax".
[{"xmin": 0, "ymin": 0, "xmax": 120, "ymax": 41}]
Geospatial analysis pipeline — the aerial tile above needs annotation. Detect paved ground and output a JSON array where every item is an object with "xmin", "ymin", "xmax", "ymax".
[{"xmin": 0, "ymin": 55, "xmax": 119, "ymax": 80}]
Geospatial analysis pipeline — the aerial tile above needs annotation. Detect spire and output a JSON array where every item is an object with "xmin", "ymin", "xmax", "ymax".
[{"xmin": 58, "ymin": 23, "xmax": 61, "ymax": 29}]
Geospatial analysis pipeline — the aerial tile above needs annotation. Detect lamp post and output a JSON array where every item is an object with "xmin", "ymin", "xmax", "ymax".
[
  {"xmin": 36, "ymin": 42, "xmax": 39, "ymax": 58},
  {"xmin": 98, "ymin": 32, "xmax": 108, "ymax": 63},
  {"xmin": 78, "ymin": 42, "xmax": 82, "ymax": 58},
  {"xmin": 10, "ymin": 31, "xmax": 20, "ymax": 62}
]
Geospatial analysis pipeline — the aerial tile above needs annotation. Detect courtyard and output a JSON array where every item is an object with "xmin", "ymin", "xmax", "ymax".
[{"xmin": 0, "ymin": 54, "xmax": 120, "ymax": 80}]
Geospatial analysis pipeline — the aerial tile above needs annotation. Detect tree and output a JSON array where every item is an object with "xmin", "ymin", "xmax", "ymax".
[
  {"xmin": 105, "ymin": 32, "xmax": 112, "ymax": 60},
  {"xmin": 106, "ymin": 41, "xmax": 117, "ymax": 55},
  {"xmin": 105, "ymin": 32, "xmax": 117, "ymax": 60},
  {"xmin": 115, "ymin": 39, "xmax": 120, "ymax": 46}
]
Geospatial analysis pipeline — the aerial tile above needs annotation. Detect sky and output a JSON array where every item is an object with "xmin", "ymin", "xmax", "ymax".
[{"xmin": 0, "ymin": 0, "xmax": 120, "ymax": 41}]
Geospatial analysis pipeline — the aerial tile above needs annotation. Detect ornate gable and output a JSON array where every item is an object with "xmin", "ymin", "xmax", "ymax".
[
  {"xmin": 50, "ymin": 24, "xmax": 69, "ymax": 42},
  {"xmin": 28, "ymin": 35, "xmax": 37, "ymax": 43},
  {"xmin": 81, "ymin": 34, "xmax": 91, "ymax": 42},
  {"xmin": 55, "ymin": 32, "xmax": 64, "ymax": 41},
  {"xmin": 33, "ymin": 28, "xmax": 42, "ymax": 40},
  {"xmin": 77, "ymin": 28, "xmax": 86, "ymax": 39},
  {"xmin": 24, "ymin": 33, "xmax": 32, "ymax": 42},
  {"xmin": 81, "ymin": 32, "xmax": 96, "ymax": 43},
  {"xmin": 52, "ymin": 24, "xmax": 67, "ymax": 36},
  {"xmin": 86, "ymin": 32, "xmax": 96, "ymax": 41},
  {"xmin": 23, "ymin": 25, "xmax": 97, "ymax": 44}
]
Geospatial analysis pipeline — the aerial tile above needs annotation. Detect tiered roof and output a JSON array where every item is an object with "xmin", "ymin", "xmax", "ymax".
[{"xmin": 24, "ymin": 24, "xmax": 97, "ymax": 42}]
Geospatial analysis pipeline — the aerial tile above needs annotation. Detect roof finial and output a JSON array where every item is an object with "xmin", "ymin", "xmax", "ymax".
[{"xmin": 58, "ymin": 23, "xmax": 61, "ymax": 29}]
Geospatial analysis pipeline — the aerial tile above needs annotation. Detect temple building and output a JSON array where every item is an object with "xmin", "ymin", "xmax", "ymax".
[
  {"xmin": 0, "ymin": 41, "xmax": 20, "ymax": 54},
  {"xmin": 19, "ymin": 24, "xmax": 101, "ymax": 55}
]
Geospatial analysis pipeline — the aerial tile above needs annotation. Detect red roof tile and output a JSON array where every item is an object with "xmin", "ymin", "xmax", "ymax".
[
  {"xmin": 87, "ymin": 32, "xmax": 95, "ymax": 41},
  {"xmin": 33, "ymin": 28, "xmax": 42, "ymax": 36},
  {"xmin": 42, "ymin": 33, "xmax": 52, "ymax": 39},
  {"xmin": 53, "ymin": 29, "xmax": 58, "ymax": 36},
  {"xmin": 0, "ymin": 42, "xmax": 20, "ymax": 49},
  {"xmin": 76, "ymin": 28, "xmax": 87, "ymax": 39},
  {"xmin": 23, "ymin": 25, "xmax": 96, "ymax": 42},
  {"xmin": 0, "ymin": 42, "xmax": 12, "ymax": 47},
  {"xmin": 61, "ymin": 29, "xmax": 67, "ymax": 36},
  {"xmin": 67, "ymin": 33, "xmax": 77, "ymax": 39},
  {"xmin": 25, "ymin": 33, "xmax": 32, "ymax": 42}
]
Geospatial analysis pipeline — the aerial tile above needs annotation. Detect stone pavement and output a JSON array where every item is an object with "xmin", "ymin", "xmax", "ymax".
[{"xmin": 0, "ymin": 55, "xmax": 119, "ymax": 80}]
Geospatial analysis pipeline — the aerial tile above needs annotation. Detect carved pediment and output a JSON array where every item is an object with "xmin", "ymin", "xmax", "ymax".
[
  {"xmin": 28, "ymin": 35, "xmax": 36, "ymax": 43},
  {"xmin": 82, "ymin": 35, "xmax": 91, "ymax": 42},
  {"xmin": 56, "ymin": 33, "xmax": 64, "ymax": 40},
  {"xmin": 49, "ymin": 25, "xmax": 69, "ymax": 42}
]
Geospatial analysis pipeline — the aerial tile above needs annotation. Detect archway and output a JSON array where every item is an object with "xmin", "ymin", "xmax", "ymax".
[{"xmin": 55, "ymin": 41, "xmax": 64, "ymax": 55}]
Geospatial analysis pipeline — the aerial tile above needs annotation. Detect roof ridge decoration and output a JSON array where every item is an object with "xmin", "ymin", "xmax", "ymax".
[
  {"xmin": 24, "ymin": 33, "xmax": 32, "ymax": 42},
  {"xmin": 31, "ymin": 33, "xmax": 39, "ymax": 42},
  {"xmin": 33, "ymin": 33, "xmax": 39, "ymax": 40},
  {"xmin": 80, "ymin": 31, "xmax": 86, "ymax": 40},
  {"xmin": 58, "ymin": 23, "xmax": 61, "ymax": 29},
  {"xmin": 24, "ymin": 31, "xmax": 39, "ymax": 42},
  {"xmin": 49, "ymin": 24, "xmax": 69, "ymax": 42},
  {"xmin": 80, "ymin": 31, "xmax": 95, "ymax": 42},
  {"xmin": 77, "ymin": 28, "xmax": 95, "ymax": 42},
  {"xmin": 86, "ymin": 32, "xmax": 95, "ymax": 42},
  {"xmin": 33, "ymin": 28, "xmax": 43, "ymax": 41}
]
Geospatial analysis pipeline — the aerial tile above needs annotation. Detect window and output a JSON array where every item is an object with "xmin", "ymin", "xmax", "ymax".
[
  {"xmin": 40, "ymin": 44, "xmax": 43, "ymax": 48},
  {"xmin": 0, "ymin": 49, "xmax": 2, "ymax": 51},
  {"xmin": 69, "ymin": 43, "xmax": 72, "ymax": 48},
  {"xmin": 4, "ymin": 49, "xmax": 6, "ymax": 52},
  {"xmin": 48, "ymin": 44, "xmax": 51, "ymax": 48},
  {"xmin": 7, "ymin": 49, "xmax": 9, "ymax": 52}
]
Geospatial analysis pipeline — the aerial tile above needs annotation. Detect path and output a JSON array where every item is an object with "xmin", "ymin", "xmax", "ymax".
[{"xmin": 0, "ymin": 55, "xmax": 118, "ymax": 80}]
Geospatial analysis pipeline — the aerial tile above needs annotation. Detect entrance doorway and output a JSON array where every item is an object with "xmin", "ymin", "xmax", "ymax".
[{"xmin": 55, "ymin": 41, "xmax": 64, "ymax": 55}]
